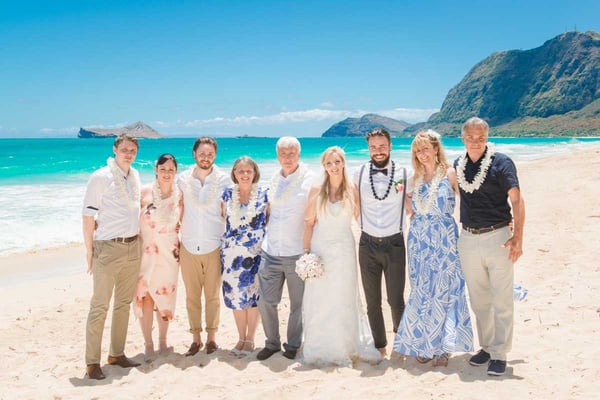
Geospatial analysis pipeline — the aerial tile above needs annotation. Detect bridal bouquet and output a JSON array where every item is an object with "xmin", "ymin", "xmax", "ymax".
[{"xmin": 295, "ymin": 252, "xmax": 325, "ymax": 281}]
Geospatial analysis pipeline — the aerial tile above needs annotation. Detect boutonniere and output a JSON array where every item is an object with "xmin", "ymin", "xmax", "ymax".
[{"xmin": 394, "ymin": 178, "xmax": 404, "ymax": 193}]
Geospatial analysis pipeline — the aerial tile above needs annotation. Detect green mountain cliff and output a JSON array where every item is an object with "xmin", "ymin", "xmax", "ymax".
[{"xmin": 410, "ymin": 31, "xmax": 600, "ymax": 136}]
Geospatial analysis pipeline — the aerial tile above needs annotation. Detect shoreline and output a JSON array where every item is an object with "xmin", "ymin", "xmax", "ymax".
[{"xmin": 2, "ymin": 141, "xmax": 598, "ymax": 260}]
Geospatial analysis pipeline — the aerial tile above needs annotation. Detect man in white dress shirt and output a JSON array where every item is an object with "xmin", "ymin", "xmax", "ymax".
[
  {"xmin": 177, "ymin": 137, "xmax": 231, "ymax": 356},
  {"xmin": 354, "ymin": 128, "xmax": 407, "ymax": 356},
  {"xmin": 256, "ymin": 136, "xmax": 313, "ymax": 360},
  {"xmin": 82, "ymin": 134, "xmax": 142, "ymax": 380}
]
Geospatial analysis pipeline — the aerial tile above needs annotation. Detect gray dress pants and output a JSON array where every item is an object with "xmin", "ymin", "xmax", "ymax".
[{"xmin": 257, "ymin": 251, "xmax": 305, "ymax": 352}]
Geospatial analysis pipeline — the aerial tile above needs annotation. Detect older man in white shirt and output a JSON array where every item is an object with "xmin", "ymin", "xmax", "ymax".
[
  {"xmin": 82, "ymin": 134, "xmax": 142, "ymax": 380},
  {"xmin": 177, "ymin": 137, "xmax": 231, "ymax": 356},
  {"xmin": 256, "ymin": 136, "xmax": 313, "ymax": 361},
  {"xmin": 354, "ymin": 128, "xmax": 407, "ymax": 357}
]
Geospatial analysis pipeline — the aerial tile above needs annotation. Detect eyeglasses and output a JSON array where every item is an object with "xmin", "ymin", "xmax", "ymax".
[{"xmin": 196, "ymin": 152, "xmax": 215, "ymax": 159}]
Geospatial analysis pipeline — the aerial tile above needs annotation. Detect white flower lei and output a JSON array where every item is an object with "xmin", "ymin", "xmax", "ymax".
[
  {"xmin": 413, "ymin": 164, "xmax": 445, "ymax": 215},
  {"xmin": 107, "ymin": 157, "xmax": 140, "ymax": 208},
  {"xmin": 181, "ymin": 165, "xmax": 221, "ymax": 209},
  {"xmin": 457, "ymin": 143, "xmax": 495, "ymax": 194},
  {"xmin": 152, "ymin": 180, "xmax": 180, "ymax": 227},
  {"xmin": 227, "ymin": 184, "xmax": 259, "ymax": 228},
  {"xmin": 268, "ymin": 164, "xmax": 306, "ymax": 206}
]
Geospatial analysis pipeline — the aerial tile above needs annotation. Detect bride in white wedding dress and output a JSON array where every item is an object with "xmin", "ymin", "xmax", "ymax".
[{"xmin": 301, "ymin": 146, "xmax": 381, "ymax": 367}]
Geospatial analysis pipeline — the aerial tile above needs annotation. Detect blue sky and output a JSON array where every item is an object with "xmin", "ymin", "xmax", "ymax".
[{"xmin": 1, "ymin": 0, "xmax": 599, "ymax": 138}]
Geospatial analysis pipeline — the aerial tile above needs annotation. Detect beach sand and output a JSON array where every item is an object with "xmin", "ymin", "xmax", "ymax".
[{"xmin": 1, "ymin": 145, "xmax": 599, "ymax": 400}]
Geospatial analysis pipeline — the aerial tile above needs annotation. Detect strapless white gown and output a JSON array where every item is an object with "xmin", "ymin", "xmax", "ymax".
[{"xmin": 301, "ymin": 199, "xmax": 381, "ymax": 367}]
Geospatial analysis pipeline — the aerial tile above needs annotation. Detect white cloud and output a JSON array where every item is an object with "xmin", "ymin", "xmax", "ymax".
[
  {"xmin": 34, "ymin": 107, "xmax": 439, "ymax": 136},
  {"xmin": 320, "ymin": 101, "xmax": 335, "ymax": 108},
  {"xmin": 182, "ymin": 109, "xmax": 354, "ymax": 128},
  {"xmin": 376, "ymin": 107, "xmax": 439, "ymax": 123},
  {"xmin": 176, "ymin": 106, "xmax": 437, "ymax": 128},
  {"xmin": 39, "ymin": 126, "xmax": 79, "ymax": 134}
]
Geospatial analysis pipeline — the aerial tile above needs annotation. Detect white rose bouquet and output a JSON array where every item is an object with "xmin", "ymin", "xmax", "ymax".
[{"xmin": 295, "ymin": 252, "xmax": 324, "ymax": 281}]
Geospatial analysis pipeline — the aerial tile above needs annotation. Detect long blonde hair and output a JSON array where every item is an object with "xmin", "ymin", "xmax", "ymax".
[
  {"xmin": 411, "ymin": 130, "xmax": 449, "ymax": 181},
  {"xmin": 317, "ymin": 146, "xmax": 354, "ymax": 215}
]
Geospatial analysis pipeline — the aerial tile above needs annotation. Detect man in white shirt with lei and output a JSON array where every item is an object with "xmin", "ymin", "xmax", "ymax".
[
  {"xmin": 256, "ymin": 136, "xmax": 313, "ymax": 361},
  {"xmin": 354, "ymin": 128, "xmax": 408, "ymax": 357},
  {"xmin": 177, "ymin": 137, "xmax": 231, "ymax": 356},
  {"xmin": 82, "ymin": 134, "xmax": 142, "ymax": 380}
]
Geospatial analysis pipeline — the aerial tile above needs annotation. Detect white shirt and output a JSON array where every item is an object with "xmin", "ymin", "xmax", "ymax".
[
  {"xmin": 262, "ymin": 164, "xmax": 314, "ymax": 257},
  {"xmin": 82, "ymin": 165, "xmax": 141, "ymax": 240},
  {"xmin": 177, "ymin": 165, "xmax": 231, "ymax": 255},
  {"xmin": 353, "ymin": 161, "xmax": 406, "ymax": 238}
]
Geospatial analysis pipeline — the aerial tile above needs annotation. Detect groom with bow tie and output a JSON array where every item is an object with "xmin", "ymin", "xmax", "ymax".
[{"xmin": 354, "ymin": 128, "xmax": 407, "ymax": 357}]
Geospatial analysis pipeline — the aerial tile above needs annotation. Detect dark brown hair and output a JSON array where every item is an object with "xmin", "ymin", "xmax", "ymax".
[
  {"xmin": 193, "ymin": 136, "xmax": 218, "ymax": 152},
  {"xmin": 365, "ymin": 128, "xmax": 391, "ymax": 144}
]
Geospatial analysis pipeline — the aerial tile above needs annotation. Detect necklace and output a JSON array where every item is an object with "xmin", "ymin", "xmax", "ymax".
[
  {"xmin": 152, "ymin": 180, "xmax": 180, "ymax": 227},
  {"xmin": 413, "ymin": 165, "xmax": 445, "ymax": 215},
  {"xmin": 107, "ymin": 157, "xmax": 140, "ymax": 208},
  {"xmin": 457, "ymin": 143, "xmax": 495, "ymax": 193},
  {"xmin": 269, "ymin": 164, "xmax": 306, "ymax": 206},
  {"xmin": 181, "ymin": 165, "xmax": 221, "ymax": 209},
  {"xmin": 228, "ymin": 184, "xmax": 259, "ymax": 228},
  {"xmin": 369, "ymin": 161, "xmax": 395, "ymax": 201}
]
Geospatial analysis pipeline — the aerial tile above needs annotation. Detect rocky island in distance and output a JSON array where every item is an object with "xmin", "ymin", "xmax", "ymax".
[{"xmin": 78, "ymin": 121, "xmax": 163, "ymax": 138}]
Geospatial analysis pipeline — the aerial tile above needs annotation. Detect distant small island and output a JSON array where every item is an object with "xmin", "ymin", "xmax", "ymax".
[
  {"xmin": 321, "ymin": 114, "xmax": 410, "ymax": 137},
  {"xmin": 78, "ymin": 121, "xmax": 163, "ymax": 138}
]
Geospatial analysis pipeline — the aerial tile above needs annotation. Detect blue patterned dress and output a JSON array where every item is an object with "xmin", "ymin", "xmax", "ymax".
[
  {"xmin": 393, "ymin": 176, "xmax": 473, "ymax": 358},
  {"xmin": 221, "ymin": 187, "xmax": 268, "ymax": 310}
]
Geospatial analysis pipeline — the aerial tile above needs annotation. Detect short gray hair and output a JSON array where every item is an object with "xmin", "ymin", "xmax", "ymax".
[
  {"xmin": 276, "ymin": 136, "xmax": 301, "ymax": 153},
  {"xmin": 462, "ymin": 117, "xmax": 489, "ymax": 136}
]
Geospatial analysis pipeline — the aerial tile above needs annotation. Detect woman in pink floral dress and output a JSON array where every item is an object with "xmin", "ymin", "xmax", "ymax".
[{"xmin": 135, "ymin": 154, "xmax": 183, "ymax": 361}]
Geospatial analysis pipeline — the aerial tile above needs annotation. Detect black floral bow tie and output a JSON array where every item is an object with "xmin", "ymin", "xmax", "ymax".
[{"xmin": 371, "ymin": 168, "xmax": 388, "ymax": 176}]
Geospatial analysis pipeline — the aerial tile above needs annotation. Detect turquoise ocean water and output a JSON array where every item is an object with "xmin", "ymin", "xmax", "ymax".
[{"xmin": 1, "ymin": 136, "xmax": 599, "ymax": 255}]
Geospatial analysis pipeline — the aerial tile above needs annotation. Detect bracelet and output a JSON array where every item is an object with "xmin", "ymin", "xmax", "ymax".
[{"xmin": 303, "ymin": 248, "xmax": 310, "ymax": 253}]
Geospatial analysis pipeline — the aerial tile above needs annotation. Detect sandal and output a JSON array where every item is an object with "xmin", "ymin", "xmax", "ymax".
[
  {"xmin": 416, "ymin": 356, "xmax": 432, "ymax": 364},
  {"xmin": 432, "ymin": 353, "xmax": 449, "ymax": 367},
  {"xmin": 240, "ymin": 340, "xmax": 255, "ymax": 356},
  {"xmin": 230, "ymin": 340, "xmax": 245, "ymax": 356}
]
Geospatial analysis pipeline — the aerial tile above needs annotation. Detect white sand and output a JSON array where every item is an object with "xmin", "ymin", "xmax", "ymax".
[{"xmin": 1, "ymin": 145, "xmax": 599, "ymax": 399}]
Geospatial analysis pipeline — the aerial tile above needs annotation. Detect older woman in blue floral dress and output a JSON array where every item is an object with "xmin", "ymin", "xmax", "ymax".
[{"xmin": 221, "ymin": 156, "xmax": 269, "ymax": 357}]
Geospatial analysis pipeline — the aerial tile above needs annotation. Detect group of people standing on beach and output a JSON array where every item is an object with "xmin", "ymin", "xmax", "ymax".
[{"xmin": 81, "ymin": 116, "xmax": 525, "ymax": 380}]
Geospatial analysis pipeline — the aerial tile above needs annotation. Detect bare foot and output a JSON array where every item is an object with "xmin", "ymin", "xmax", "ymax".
[
  {"xmin": 144, "ymin": 344, "xmax": 156, "ymax": 362},
  {"xmin": 159, "ymin": 340, "xmax": 168, "ymax": 353}
]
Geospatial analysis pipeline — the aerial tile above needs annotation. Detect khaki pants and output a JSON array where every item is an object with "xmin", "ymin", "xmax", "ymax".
[
  {"xmin": 85, "ymin": 239, "xmax": 141, "ymax": 365},
  {"xmin": 458, "ymin": 226, "xmax": 514, "ymax": 361},
  {"xmin": 180, "ymin": 246, "xmax": 222, "ymax": 334}
]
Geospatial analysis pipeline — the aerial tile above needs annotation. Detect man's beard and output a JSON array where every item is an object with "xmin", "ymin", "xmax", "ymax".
[
  {"xmin": 197, "ymin": 161, "xmax": 214, "ymax": 170},
  {"xmin": 370, "ymin": 154, "xmax": 390, "ymax": 169}
]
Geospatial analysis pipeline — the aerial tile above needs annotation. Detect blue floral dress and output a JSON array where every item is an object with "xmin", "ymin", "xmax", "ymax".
[
  {"xmin": 393, "ymin": 177, "xmax": 473, "ymax": 358},
  {"xmin": 221, "ymin": 186, "xmax": 268, "ymax": 310}
]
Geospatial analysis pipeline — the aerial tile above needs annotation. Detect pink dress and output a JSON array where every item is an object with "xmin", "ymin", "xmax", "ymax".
[{"xmin": 134, "ymin": 190, "xmax": 180, "ymax": 320}]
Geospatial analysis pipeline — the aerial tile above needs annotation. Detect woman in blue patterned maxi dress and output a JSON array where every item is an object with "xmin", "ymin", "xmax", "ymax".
[
  {"xmin": 393, "ymin": 130, "xmax": 473, "ymax": 367},
  {"xmin": 221, "ymin": 157, "xmax": 268, "ymax": 357}
]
